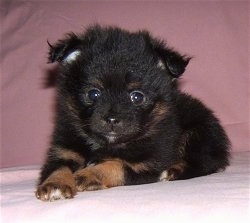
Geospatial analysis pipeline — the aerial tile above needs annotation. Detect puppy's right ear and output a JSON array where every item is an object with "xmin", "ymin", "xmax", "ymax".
[
  {"xmin": 144, "ymin": 33, "xmax": 191, "ymax": 78},
  {"xmin": 48, "ymin": 33, "xmax": 82, "ymax": 64},
  {"xmin": 154, "ymin": 44, "xmax": 191, "ymax": 78}
]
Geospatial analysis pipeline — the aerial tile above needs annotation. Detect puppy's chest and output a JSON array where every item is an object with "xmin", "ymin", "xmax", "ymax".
[{"xmin": 86, "ymin": 143, "xmax": 153, "ymax": 164}]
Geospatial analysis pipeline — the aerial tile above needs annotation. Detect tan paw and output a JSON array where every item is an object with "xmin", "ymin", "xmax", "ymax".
[
  {"xmin": 36, "ymin": 182, "xmax": 76, "ymax": 201},
  {"xmin": 74, "ymin": 169, "xmax": 107, "ymax": 192}
]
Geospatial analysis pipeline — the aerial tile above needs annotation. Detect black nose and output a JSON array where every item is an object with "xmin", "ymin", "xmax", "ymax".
[{"xmin": 105, "ymin": 117, "xmax": 120, "ymax": 124}]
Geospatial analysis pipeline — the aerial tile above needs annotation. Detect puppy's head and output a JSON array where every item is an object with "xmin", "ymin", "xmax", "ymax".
[{"xmin": 49, "ymin": 25, "xmax": 190, "ymax": 146}]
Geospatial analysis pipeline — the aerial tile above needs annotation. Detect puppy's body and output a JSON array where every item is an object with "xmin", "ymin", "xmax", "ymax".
[{"xmin": 36, "ymin": 25, "xmax": 230, "ymax": 201}]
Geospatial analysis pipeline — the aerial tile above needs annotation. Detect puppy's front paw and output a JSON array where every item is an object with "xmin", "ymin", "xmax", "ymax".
[
  {"xmin": 75, "ymin": 160, "xmax": 125, "ymax": 191},
  {"xmin": 74, "ymin": 169, "xmax": 107, "ymax": 192},
  {"xmin": 36, "ymin": 182, "xmax": 76, "ymax": 201},
  {"xmin": 36, "ymin": 167, "xmax": 77, "ymax": 201}
]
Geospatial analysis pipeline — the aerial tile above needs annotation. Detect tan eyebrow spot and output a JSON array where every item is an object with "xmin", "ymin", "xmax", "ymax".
[
  {"xmin": 91, "ymin": 79, "xmax": 104, "ymax": 89},
  {"xmin": 127, "ymin": 82, "xmax": 141, "ymax": 90}
]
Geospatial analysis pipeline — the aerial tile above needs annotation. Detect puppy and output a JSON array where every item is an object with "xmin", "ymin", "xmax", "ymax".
[{"xmin": 36, "ymin": 25, "xmax": 230, "ymax": 201}]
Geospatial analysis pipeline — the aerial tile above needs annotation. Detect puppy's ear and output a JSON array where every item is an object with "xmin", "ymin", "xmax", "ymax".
[
  {"xmin": 151, "ymin": 39, "xmax": 191, "ymax": 78},
  {"xmin": 48, "ymin": 33, "xmax": 82, "ymax": 64},
  {"xmin": 158, "ymin": 48, "xmax": 191, "ymax": 78}
]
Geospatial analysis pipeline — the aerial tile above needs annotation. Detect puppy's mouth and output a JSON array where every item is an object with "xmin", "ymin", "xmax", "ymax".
[
  {"xmin": 96, "ymin": 130, "xmax": 136, "ymax": 145},
  {"xmin": 104, "ymin": 132, "xmax": 118, "ymax": 143}
]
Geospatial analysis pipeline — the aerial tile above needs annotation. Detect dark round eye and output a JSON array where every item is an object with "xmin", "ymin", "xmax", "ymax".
[
  {"xmin": 87, "ymin": 88, "xmax": 101, "ymax": 102},
  {"xmin": 130, "ymin": 91, "xmax": 145, "ymax": 105}
]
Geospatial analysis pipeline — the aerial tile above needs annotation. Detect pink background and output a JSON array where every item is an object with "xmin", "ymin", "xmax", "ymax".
[{"xmin": 1, "ymin": 0, "xmax": 249, "ymax": 168}]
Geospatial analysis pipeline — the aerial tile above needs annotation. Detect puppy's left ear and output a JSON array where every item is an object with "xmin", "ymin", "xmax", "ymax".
[
  {"xmin": 151, "ymin": 40, "xmax": 191, "ymax": 78},
  {"xmin": 48, "ymin": 33, "xmax": 82, "ymax": 64}
]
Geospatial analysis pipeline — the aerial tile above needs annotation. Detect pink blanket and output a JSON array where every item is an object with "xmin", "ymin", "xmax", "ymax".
[
  {"xmin": 1, "ymin": 152, "xmax": 249, "ymax": 223},
  {"xmin": 1, "ymin": 1, "xmax": 249, "ymax": 168}
]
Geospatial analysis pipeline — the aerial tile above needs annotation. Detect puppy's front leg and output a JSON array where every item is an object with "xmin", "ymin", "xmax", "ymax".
[
  {"xmin": 74, "ymin": 159, "xmax": 125, "ymax": 191},
  {"xmin": 74, "ymin": 159, "xmax": 160, "ymax": 191},
  {"xmin": 36, "ymin": 147, "xmax": 85, "ymax": 201},
  {"xmin": 36, "ymin": 167, "xmax": 76, "ymax": 201}
]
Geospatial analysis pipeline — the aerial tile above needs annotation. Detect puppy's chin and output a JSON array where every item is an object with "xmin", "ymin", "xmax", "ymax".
[
  {"xmin": 90, "ymin": 123, "xmax": 140, "ymax": 145},
  {"xmin": 95, "ymin": 131, "xmax": 136, "ymax": 145},
  {"xmin": 105, "ymin": 132, "xmax": 118, "ymax": 144}
]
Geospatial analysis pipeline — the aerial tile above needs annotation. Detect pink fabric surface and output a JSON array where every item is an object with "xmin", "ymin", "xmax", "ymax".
[
  {"xmin": 1, "ymin": 1, "xmax": 249, "ymax": 167},
  {"xmin": 1, "ymin": 152, "xmax": 249, "ymax": 223}
]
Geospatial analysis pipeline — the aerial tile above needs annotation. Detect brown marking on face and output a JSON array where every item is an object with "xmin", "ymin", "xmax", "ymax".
[
  {"xmin": 65, "ymin": 98, "xmax": 88, "ymax": 136},
  {"xmin": 127, "ymin": 82, "xmax": 141, "ymax": 90},
  {"xmin": 36, "ymin": 167, "xmax": 76, "ymax": 201},
  {"xmin": 74, "ymin": 159, "xmax": 125, "ymax": 191},
  {"xmin": 66, "ymin": 96, "xmax": 77, "ymax": 111},
  {"xmin": 152, "ymin": 101, "xmax": 168, "ymax": 119},
  {"xmin": 66, "ymin": 97, "xmax": 81, "ymax": 120},
  {"xmin": 159, "ymin": 161, "xmax": 187, "ymax": 181},
  {"xmin": 142, "ymin": 101, "xmax": 169, "ymax": 138},
  {"xmin": 55, "ymin": 147, "xmax": 85, "ymax": 165}
]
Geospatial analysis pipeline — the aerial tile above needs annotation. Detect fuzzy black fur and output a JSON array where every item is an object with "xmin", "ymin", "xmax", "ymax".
[{"xmin": 36, "ymin": 25, "xmax": 230, "ymax": 201}]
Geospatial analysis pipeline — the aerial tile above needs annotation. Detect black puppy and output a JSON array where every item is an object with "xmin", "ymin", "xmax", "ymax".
[{"xmin": 36, "ymin": 25, "xmax": 230, "ymax": 201}]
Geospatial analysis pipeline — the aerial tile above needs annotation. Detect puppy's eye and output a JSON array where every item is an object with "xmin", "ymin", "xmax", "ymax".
[
  {"xmin": 130, "ymin": 91, "xmax": 145, "ymax": 105},
  {"xmin": 87, "ymin": 88, "xmax": 101, "ymax": 102}
]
